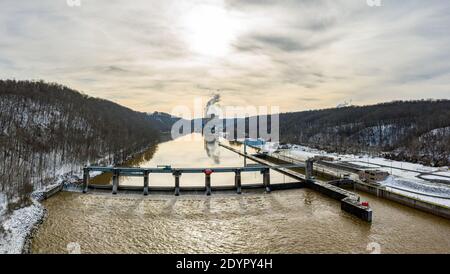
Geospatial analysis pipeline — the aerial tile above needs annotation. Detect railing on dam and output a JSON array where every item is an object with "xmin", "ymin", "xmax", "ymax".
[
  {"xmin": 82, "ymin": 160, "xmax": 372, "ymax": 222},
  {"xmin": 82, "ymin": 164, "xmax": 307, "ymax": 196}
]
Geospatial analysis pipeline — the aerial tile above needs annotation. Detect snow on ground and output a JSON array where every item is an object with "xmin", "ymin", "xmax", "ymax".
[
  {"xmin": 260, "ymin": 142, "xmax": 280, "ymax": 154},
  {"xmin": 0, "ymin": 193, "xmax": 6, "ymax": 217},
  {"xmin": 0, "ymin": 201, "xmax": 45, "ymax": 254},
  {"xmin": 0, "ymin": 165, "xmax": 83, "ymax": 254},
  {"xmin": 277, "ymin": 143, "xmax": 441, "ymax": 172},
  {"xmin": 354, "ymin": 156, "xmax": 437, "ymax": 173},
  {"xmin": 284, "ymin": 144, "xmax": 445, "ymax": 177},
  {"xmin": 346, "ymin": 161, "xmax": 381, "ymax": 168},
  {"xmin": 257, "ymin": 141, "xmax": 450, "ymax": 207},
  {"xmin": 0, "ymin": 142, "xmax": 150, "ymax": 254},
  {"xmin": 367, "ymin": 163, "xmax": 422, "ymax": 182},
  {"xmin": 279, "ymin": 147, "xmax": 321, "ymax": 161},
  {"xmin": 434, "ymin": 171, "xmax": 450, "ymax": 177},
  {"xmin": 380, "ymin": 176, "xmax": 450, "ymax": 198},
  {"xmin": 421, "ymin": 175, "xmax": 450, "ymax": 182}
]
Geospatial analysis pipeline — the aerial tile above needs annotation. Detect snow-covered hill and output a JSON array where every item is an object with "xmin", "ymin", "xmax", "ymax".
[
  {"xmin": 280, "ymin": 100, "xmax": 450, "ymax": 166},
  {"xmin": 0, "ymin": 80, "xmax": 162, "ymax": 211}
]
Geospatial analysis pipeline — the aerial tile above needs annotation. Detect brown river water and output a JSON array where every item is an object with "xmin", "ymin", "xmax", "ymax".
[{"xmin": 31, "ymin": 134, "xmax": 450, "ymax": 253}]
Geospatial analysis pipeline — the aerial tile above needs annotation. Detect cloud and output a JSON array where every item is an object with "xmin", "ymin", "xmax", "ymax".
[
  {"xmin": 247, "ymin": 35, "xmax": 307, "ymax": 52},
  {"xmin": 0, "ymin": 0, "xmax": 450, "ymax": 115}
]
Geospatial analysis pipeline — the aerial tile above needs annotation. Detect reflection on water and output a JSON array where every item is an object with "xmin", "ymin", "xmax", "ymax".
[
  {"xmin": 91, "ymin": 145, "xmax": 159, "ymax": 185},
  {"xmin": 32, "ymin": 133, "xmax": 450, "ymax": 254},
  {"xmin": 91, "ymin": 133, "xmax": 295, "ymax": 187},
  {"xmin": 204, "ymin": 140, "xmax": 220, "ymax": 164},
  {"xmin": 32, "ymin": 190, "xmax": 450, "ymax": 254}
]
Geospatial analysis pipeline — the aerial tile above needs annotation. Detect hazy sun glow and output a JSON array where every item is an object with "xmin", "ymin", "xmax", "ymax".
[
  {"xmin": 182, "ymin": 5, "xmax": 238, "ymax": 57},
  {"xmin": 2, "ymin": 0, "xmax": 450, "ymax": 114}
]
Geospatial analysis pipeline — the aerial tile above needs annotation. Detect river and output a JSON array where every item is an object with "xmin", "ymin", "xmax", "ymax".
[{"xmin": 31, "ymin": 134, "xmax": 450, "ymax": 253}]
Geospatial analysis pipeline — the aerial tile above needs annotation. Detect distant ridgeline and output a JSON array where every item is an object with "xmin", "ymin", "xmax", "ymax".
[
  {"xmin": 146, "ymin": 111, "xmax": 182, "ymax": 134},
  {"xmin": 194, "ymin": 100, "xmax": 449, "ymax": 166},
  {"xmin": 279, "ymin": 100, "xmax": 450, "ymax": 166},
  {"xmin": 0, "ymin": 80, "xmax": 177, "ymax": 206}
]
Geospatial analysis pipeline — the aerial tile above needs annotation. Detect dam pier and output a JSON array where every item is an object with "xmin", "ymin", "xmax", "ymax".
[
  {"xmin": 81, "ymin": 142, "xmax": 372, "ymax": 222},
  {"xmin": 32, "ymin": 133, "xmax": 450, "ymax": 254}
]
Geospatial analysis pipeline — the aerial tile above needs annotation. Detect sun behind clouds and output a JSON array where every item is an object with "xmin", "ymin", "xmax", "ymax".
[{"xmin": 181, "ymin": 3, "xmax": 240, "ymax": 57}]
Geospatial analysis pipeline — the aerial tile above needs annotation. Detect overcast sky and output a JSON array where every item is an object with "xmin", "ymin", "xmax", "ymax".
[{"xmin": 1, "ymin": 0, "xmax": 449, "ymax": 116}]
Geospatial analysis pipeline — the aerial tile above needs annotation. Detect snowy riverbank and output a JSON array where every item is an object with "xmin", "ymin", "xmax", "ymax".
[
  {"xmin": 0, "ymin": 177, "xmax": 81, "ymax": 254},
  {"xmin": 0, "ymin": 173, "xmax": 81, "ymax": 254},
  {"xmin": 0, "ymin": 200, "xmax": 45, "ymax": 254},
  {"xmin": 255, "ymin": 141, "xmax": 450, "ymax": 207}
]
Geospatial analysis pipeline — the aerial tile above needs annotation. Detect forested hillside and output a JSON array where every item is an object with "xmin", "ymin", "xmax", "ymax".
[
  {"xmin": 146, "ymin": 111, "xmax": 182, "ymax": 133},
  {"xmin": 0, "ymin": 80, "xmax": 169, "ymax": 208},
  {"xmin": 279, "ymin": 100, "xmax": 450, "ymax": 166}
]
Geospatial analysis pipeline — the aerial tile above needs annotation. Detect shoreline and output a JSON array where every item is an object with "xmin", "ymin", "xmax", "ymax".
[
  {"xmin": 0, "ymin": 181, "xmax": 66, "ymax": 254},
  {"xmin": 21, "ymin": 201, "xmax": 47, "ymax": 254},
  {"xmin": 1, "ymin": 140, "xmax": 165, "ymax": 254},
  {"xmin": 0, "ymin": 198, "xmax": 46, "ymax": 254}
]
